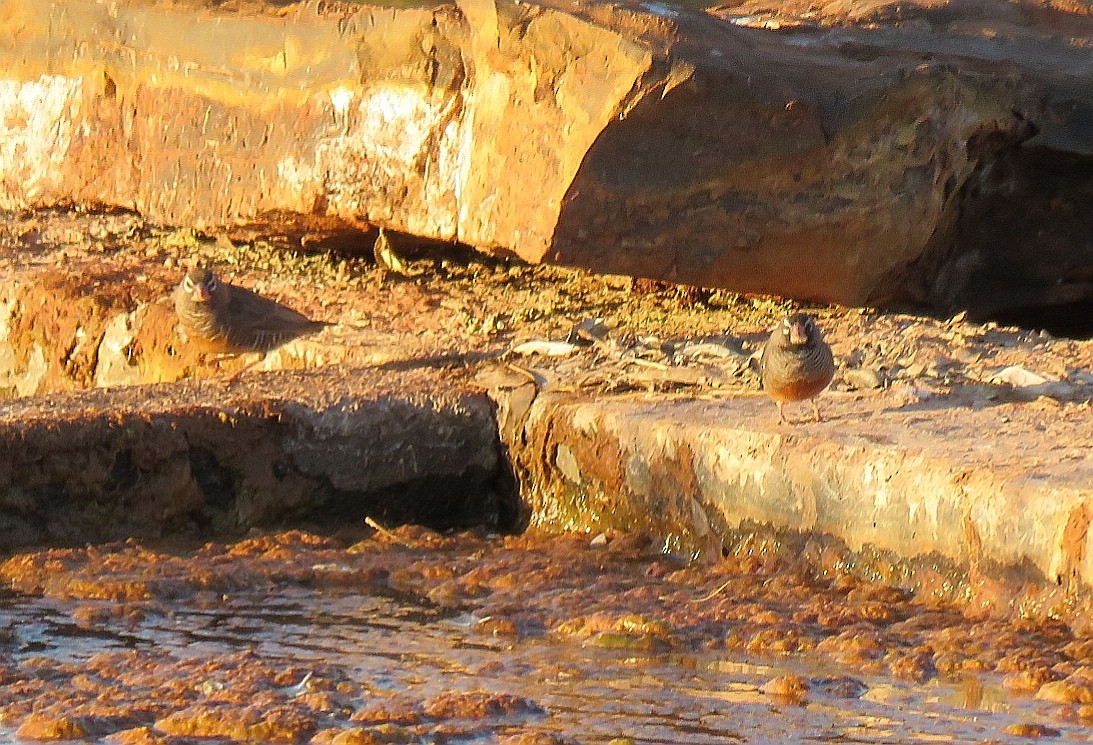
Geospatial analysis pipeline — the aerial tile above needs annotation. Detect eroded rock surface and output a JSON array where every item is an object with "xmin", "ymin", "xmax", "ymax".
[
  {"xmin": 0, "ymin": 368, "xmax": 511, "ymax": 549},
  {"xmin": 503, "ymin": 389, "xmax": 1093, "ymax": 592}
]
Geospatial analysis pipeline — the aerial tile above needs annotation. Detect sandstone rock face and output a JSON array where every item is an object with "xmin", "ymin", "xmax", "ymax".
[
  {"xmin": 0, "ymin": 0, "xmax": 1088, "ymax": 309},
  {"xmin": 552, "ymin": 50, "xmax": 1028, "ymax": 304},
  {"xmin": 0, "ymin": 0, "xmax": 653, "ymax": 261},
  {"xmin": 701, "ymin": 0, "xmax": 1093, "ymax": 319}
]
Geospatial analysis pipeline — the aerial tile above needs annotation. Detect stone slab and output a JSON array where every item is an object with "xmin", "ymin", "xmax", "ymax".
[
  {"xmin": 1, "ymin": 211, "xmax": 1090, "ymax": 603},
  {"xmin": 0, "ymin": 367, "xmax": 511, "ymax": 550},
  {"xmin": 506, "ymin": 389, "xmax": 1093, "ymax": 593}
]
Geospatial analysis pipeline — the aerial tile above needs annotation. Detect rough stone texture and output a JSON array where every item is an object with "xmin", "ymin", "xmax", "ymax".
[
  {"xmin": 0, "ymin": 368, "xmax": 511, "ymax": 550},
  {"xmin": 0, "ymin": 0, "xmax": 1072, "ymax": 307},
  {"xmin": 707, "ymin": 0, "xmax": 1093, "ymax": 150},
  {"xmin": 506, "ymin": 391, "xmax": 1093, "ymax": 592},
  {"xmin": 549, "ymin": 22, "xmax": 1032, "ymax": 305},
  {"xmin": 0, "ymin": 0, "xmax": 652, "ymax": 260}
]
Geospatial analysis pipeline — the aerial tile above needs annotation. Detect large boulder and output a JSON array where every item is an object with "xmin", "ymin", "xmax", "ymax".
[{"xmin": 0, "ymin": 0, "xmax": 1086, "ymax": 308}]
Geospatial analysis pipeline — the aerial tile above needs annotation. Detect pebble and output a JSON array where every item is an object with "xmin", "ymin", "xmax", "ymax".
[
  {"xmin": 1001, "ymin": 722, "xmax": 1060, "ymax": 738},
  {"xmin": 843, "ymin": 367, "xmax": 883, "ymax": 390},
  {"xmin": 760, "ymin": 674, "xmax": 809, "ymax": 700}
]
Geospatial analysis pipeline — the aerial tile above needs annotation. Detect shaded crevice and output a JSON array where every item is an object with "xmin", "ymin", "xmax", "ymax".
[
  {"xmin": 299, "ymin": 461, "xmax": 520, "ymax": 535},
  {"xmin": 987, "ymin": 300, "xmax": 1093, "ymax": 340},
  {"xmin": 107, "ymin": 449, "xmax": 140, "ymax": 494},
  {"xmin": 885, "ymin": 144, "xmax": 1093, "ymax": 339},
  {"xmin": 188, "ymin": 446, "xmax": 236, "ymax": 509},
  {"xmin": 953, "ymin": 145, "xmax": 1093, "ymax": 338}
]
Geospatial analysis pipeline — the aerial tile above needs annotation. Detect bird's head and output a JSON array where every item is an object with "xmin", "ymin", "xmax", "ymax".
[
  {"xmin": 181, "ymin": 267, "xmax": 220, "ymax": 304},
  {"xmin": 781, "ymin": 313, "xmax": 817, "ymax": 347}
]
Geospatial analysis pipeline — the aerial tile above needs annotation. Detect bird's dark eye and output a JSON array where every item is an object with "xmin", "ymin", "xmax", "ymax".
[{"xmin": 206, "ymin": 277, "xmax": 218, "ymax": 291}]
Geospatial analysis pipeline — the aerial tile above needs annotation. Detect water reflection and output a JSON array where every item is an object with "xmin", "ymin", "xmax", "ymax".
[{"xmin": 0, "ymin": 586, "xmax": 1080, "ymax": 744}]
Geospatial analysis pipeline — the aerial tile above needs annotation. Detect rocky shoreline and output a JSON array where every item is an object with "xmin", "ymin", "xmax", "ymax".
[
  {"xmin": 2, "ymin": 2, "xmax": 1091, "ymax": 740},
  {"xmin": 1, "ymin": 208, "xmax": 1091, "ymax": 620}
]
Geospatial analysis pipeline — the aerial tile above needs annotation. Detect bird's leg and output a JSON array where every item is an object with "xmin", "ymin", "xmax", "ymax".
[
  {"xmin": 200, "ymin": 352, "xmax": 239, "ymax": 376},
  {"xmin": 776, "ymin": 401, "xmax": 787, "ymax": 424},
  {"xmin": 810, "ymin": 399, "xmax": 824, "ymax": 422}
]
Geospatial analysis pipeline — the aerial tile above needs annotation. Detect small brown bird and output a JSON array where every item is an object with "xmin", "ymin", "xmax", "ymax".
[
  {"xmin": 174, "ymin": 266, "xmax": 328, "ymax": 355},
  {"xmin": 760, "ymin": 313, "xmax": 835, "ymax": 423},
  {"xmin": 372, "ymin": 227, "xmax": 409, "ymax": 278}
]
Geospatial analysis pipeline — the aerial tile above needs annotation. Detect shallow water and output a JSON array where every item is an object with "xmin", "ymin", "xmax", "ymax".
[{"xmin": 1, "ymin": 584, "xmax": 1085, "ymax": 744}]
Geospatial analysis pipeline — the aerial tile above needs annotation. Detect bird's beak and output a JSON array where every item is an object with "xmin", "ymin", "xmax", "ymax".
[
  {"xmin": 193, "ymin": 284, "xmax": 211, "ymax": 302},
  {"xmin": 788, "ymin": 321, "xmax": 809, "ymax": 345}
]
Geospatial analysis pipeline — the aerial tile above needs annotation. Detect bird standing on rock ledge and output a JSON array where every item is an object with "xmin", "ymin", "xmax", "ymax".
[
  {"xmin": 760, "ymin": 313, "xmax": 836, "ymax": 423},
  {"xmin": 174, "ymin": 266, "xmax": 329, "ymax": 355}
]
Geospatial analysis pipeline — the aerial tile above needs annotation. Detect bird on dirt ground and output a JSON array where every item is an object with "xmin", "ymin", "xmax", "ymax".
[
  {"xmin": 372, "ymin": 227, "xmax": 409, "ymax": 278},
  {"xmin": 174, "ymin": 265, "xmax": 328, "ymax": 355},
  {"xmin": 760, "ymin": 313, "xmax": 835, "ymax": 423}
]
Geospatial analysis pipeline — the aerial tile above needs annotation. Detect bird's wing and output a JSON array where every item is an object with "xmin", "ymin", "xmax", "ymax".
[{"xmin": 225, "ymin": 286, "xmax": 326, "ymax": 351}]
